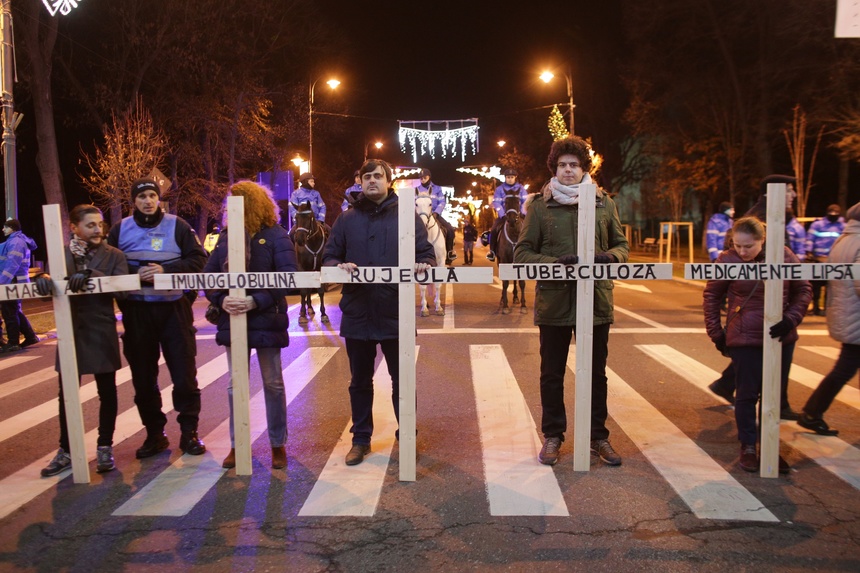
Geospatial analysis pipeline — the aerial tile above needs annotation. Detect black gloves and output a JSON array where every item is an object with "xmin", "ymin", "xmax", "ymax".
[
  {"xmin": 66, "ymin": 269, "xmax": 93, "ymax": 293},
  {"xmin": 769, "ymin": 317, "xmax": 794, "ymax": 341},
  {"xmin": 593, "ymin": 252, "xmax": 615, "ymax": 264},
  {"xmin": 714, "ymin": 334, "xmax": 727, "ymax": 355},
  {"xmin": 34, "ymin": 273, "xmax": 53, "ymax": 296},
  {"xmin": 556, "ymin": 254, "xmax": 579, "ymax": 265}
]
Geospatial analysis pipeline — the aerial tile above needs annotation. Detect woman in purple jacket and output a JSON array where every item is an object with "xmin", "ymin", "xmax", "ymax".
[{"xmin": 703, "ymin": 217, "xmax": 811, "ymax": 474}]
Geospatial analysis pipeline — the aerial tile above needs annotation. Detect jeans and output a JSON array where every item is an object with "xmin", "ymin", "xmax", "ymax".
[
  {"xmin": 345, "ymin": 338, "xmax": 399, "ymax": 446},
  {"xmin": 58, "ymin": 372, "xmax": 118, "ymax": 451},
  {"xmin": 730, "ymin": 343, "xmax": 795, "ymax": 445},
  {"xmin": 0, "ymin": 300, "xmax": 35, "ymax": 345},
  {"xmin": 538, "ymin": 323, "xmax": 611, "ymax": 441},
  {"xmin": 710, "ymin": 361, "xmax": 792, "ymax": 410},
  {"xmin": 803, "ymin": 343, "xmax": 860, "ymax": 418},
  {"xmin": 226, "ymin": 347, "xmax": 287, "ymax": 447}
]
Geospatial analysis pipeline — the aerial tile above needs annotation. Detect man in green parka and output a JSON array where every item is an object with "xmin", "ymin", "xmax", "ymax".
[{"xmin": 514, "ymin": 136, "xmax": 629, "ymax": 467}]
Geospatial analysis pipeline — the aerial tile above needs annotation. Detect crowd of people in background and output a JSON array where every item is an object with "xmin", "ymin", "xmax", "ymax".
[{"xmin": 2, "ymin": 134, "xmax": 857, "ymax": 478}]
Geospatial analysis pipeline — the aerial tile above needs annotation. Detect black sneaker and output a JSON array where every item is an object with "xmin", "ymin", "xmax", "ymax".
[
  {"xmin": 179, "ymin": 431, "xmax": 206, "ymax": 455},
  {"xmin": 590, "ymin": 439, "xmax": 622, "ymax": 466},
  {"xmin": 797, "ymin": 413, "xmax": 839, "ymax": 436},
  {"xmin": 136, "ymin": 434, "xmax": 169, "ymax": 459},
  {"xmin": 96, "ymin": 446, "xmax": 115, "ymax": 473},
  {"xmin": 345, "ymin": 444, "xmax": 370, "ymax": 466},
  {"xmin": 21, "ymin": 336, "xmax": 40, "ymax": 348},
  {"xmin": 538, "ymin": 437, "xmax": 562, "ymax": 465},
  {"xmin": 0, "ymin": 344, "xmax": 21, "ymax": 354},
  {"xmin": 41, "ymin": 448, "xmax": 71, "ymax": 477}
]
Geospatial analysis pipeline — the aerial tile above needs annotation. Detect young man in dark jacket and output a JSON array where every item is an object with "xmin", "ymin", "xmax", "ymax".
[{"xmin": 322, "ymin": 159, "xmax": 436, "ymax": 466}]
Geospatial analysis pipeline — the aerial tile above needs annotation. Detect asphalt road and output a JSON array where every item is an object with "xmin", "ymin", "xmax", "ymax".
[{"xmin": 0, "ymin": 247, "xmax": 857, "ymax": 572}]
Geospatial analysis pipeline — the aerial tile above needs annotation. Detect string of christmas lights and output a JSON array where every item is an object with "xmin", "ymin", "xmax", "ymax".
[{"xmin": 398, "ymin": 119, "xmax": 480, "ymax": 162}]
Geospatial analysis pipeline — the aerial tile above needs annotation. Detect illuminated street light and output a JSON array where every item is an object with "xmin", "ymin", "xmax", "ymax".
[
  {"xmin": 540, "ymin": 67, "xmax": 574, "ymax": 134},
  {"xmin": 497, "ymin": 140, "xmax": 506, "ymax": 148},
  {"xmin": 364, "ymin": 140, "xmax": 384, "ymax": 161},
  {"xmin": 309, "ymin": 77, "xmax": 340, "ymax": 171}
]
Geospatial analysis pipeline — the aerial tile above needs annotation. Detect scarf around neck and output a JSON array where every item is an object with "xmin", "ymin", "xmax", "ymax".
[{"xmin": 549, "ymin": 172, "xmax": 594, "ymax": 205}]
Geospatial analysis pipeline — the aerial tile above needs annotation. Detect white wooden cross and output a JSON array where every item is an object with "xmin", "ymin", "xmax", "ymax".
[
  {"xmin": 499, "ymin": 183, "xmax": 673, "ymax": 472},
  {"xmin": 0, "ymin": 205, "xmax": 141, "ymax": 484},
  {"xmin": 154, "ymin": 196, "xmax": 319, "ymax": 475},
  {"xmin": 321, "ymin": 186, "xmax": 493, "ymax": 481}
]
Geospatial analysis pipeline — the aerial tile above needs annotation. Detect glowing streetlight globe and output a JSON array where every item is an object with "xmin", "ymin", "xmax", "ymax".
[{"xmin": 540, "ymin": 71, "xmax": 554, "ymax": 83}]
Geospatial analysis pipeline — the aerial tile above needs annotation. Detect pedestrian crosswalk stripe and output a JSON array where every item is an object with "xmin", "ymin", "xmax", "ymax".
[
  {"xmin": 779, "ymin": 424, "xmax": 860, "ymax": 489},
  {"xmin": 0, "ymin": 354, "xmax": 37, "ymax": 373},
  {"xmin": 113, "ymin": 347, "xmax": 338, "ymax": 517},
  {"xmin": 471, "ymin": 344, "xmax": 568, "ymax": 516},
  {"xmin": 634, "ymin": 344, "xmax": 720, "ymax": 392},
  {"xmin": 802, "ymin": 346, "xmax": 840, "ymax": 360},
  {"xmin": 0, "ymin": 359, "xmax": 166, "ymax": 444},
  {"xmin": 615, "ymin": 306, "xmax": 666, "ymax": 328},
  {"xmin": 298, "ymin": 350, "xmax": 413, "ymax": 517},
  {"xmin": 0, "ymin": 367, "xmax": 56, "ymax": 400},
  {"xmin": 0, "ymin": 352, "xmax": 229, "ymax": 521}
]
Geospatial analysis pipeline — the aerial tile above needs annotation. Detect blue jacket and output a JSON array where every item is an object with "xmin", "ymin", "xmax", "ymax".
[
  {"xmin": 204, "ymin": 224, "xmax": 298, "ymax": 348},
  {"xmin": 322, "ymin": 190, "xmax": 437, "ymax": 340},
  {"xmin": 806, "ymin": 217, "xmax": 846, "ymax": 260},
  {"xmin": 290, "ymin": 186, "xmax": 326, "ymax": 222},
  {"xmin": 786, "ymin": 218, "xmax": 806, "ymax": 258},
  {"xmin": 341, "ymin": 183, "xmax": 363, "ymax": 211},
  {"xmin": 416, "ymin": 181, "xmax": 445, "ymax": 214},
  {"xmin": 492, "ymin": 182, "xmax": 528, "ymax": 217},
  {"xmin": 705, "ymin": 213, "xmax": 732, "ymax": 261},
  {"xmin": 0, "ymin": 230, "xmax": 37, "ymax": 284}
]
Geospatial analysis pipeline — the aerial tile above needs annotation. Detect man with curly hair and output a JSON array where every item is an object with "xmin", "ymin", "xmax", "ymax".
[{"xmin": 514, "ymin": 136, "xmax": 629, "ymax": 467}]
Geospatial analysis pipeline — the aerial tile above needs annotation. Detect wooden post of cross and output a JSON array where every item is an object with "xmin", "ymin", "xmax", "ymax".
[
  {"xmin": 153, "ymin": 196, "xmax": 320, "ymax": 476},
  {"xmin": 760, "ymin": 183, "xmax": 787, "ymax": 478},
  {"xmin": 0, "ymin": 205, "xmax": 140, "ymax": 484},
  {"xmin": 321, "ymin": 186, "xmax": 493, "ymax": 481}
]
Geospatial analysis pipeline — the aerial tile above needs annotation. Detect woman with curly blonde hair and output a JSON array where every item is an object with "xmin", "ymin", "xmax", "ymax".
[{"xmin": 204, "ymin": 181, "xmax": 298, "ymax": 470}]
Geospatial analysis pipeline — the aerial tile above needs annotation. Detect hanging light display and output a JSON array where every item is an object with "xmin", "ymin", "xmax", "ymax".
[
  {"xmin": 399, "ymin": 119, "xmax": 480, "ymax": 162},
  {"xmin": 42, "ymin": 0, "xmax": 83, "ymax": 16},
  {"xmin": 456, "ymin": 165, "xmax": 504, "ymax": 182}
]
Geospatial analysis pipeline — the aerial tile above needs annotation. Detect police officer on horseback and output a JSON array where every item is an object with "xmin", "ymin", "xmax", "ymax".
[{"xmin": 486, "ymin": 168, "xmax": 528, "ymax": 262}]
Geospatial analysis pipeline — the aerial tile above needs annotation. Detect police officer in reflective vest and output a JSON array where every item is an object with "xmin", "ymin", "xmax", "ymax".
[{"xmin": 108, "ymin": 178, "xmax": 208, "ymax": 458}]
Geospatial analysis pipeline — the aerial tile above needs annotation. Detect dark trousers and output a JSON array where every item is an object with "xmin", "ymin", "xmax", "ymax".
[
  {"xmin": 811, "ymin": 280, "xmax": 826, "ymax": 311},
  {"xmin": 729, "ymin": 343, "xmax": 795, "ymax": 445},
  {"xmin": 58, "ymin": 372, "xmax": 118, "ymax": 451},
  {"xmin": 435, "ymin": 214, "xmax": 455, "ymax": 253},
  {"xmin": 803, "ymin": 343, "xmax": 860, "ymax": 418},
  {"xmin": 0, "ymin": 300, "xmax": 35, "ymax": 345},
  {"xmin": 489, "ymin": 217, "xmax": 504, "ymax": 253},
  {"xmin": 121, "ymin": 298, "xmax": 201, "ymax": 435},
  {"xmin": 538, "ymin": 323, "xmax": 611, "ymax": 441},
  {"xmin": 344, "ymin": 338, "xmax": 399, "ymax": 446},
  {"xmin": 711, "ymin": 360, "xmax": 792, "ymax": 411}
]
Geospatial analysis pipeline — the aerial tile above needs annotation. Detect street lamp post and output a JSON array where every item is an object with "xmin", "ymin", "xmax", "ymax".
[
  {"xmin": 540, "ymin": 67, "xmax": 574, "ymax": 135},
  {"xmin": 364, "ymin": 141, "xmax": 383, "ymax": 162},
  {"xmin": 308, "ymin": 77, "xmax": 340, "ymax": 172}
]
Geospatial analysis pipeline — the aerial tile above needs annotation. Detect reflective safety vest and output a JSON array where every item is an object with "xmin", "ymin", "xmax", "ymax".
[{"xmin": 118, "ymin": 215, "xmax": 183, "ymax": 301}]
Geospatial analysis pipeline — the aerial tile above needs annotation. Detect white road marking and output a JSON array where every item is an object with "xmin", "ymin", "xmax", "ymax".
[
  {"xmin": 0, "ymin": 354, "xmax": 37, "ymax": 372},
  {"xmin": 802, "ymin": 346, "xmax": 840, "ymax": 360},
  {"xmin": 113, "ymin": 348, "xmax": 338, "ymax": 517},
  {"xmin": 615, "ymin": 282, "xmax": 652, "ymax": 293},
  {"xmin": 0, "ymin": 367, "xmax": 56, "ymax": 399},
  {"xmin": 0, "ymin": 358, "xmax": 166, "ymax": 444},
  {"xmin": 443, "ymin": 284, "xmax": 454, "ymax": 330},
  {"xmin": 298, "ymin": 349, "xmax": 414, "ymax": 516},
  {"xmin": 0, "ymin": 352, "xmax": 229, "ymax": 521},
  {"xmin": 635, "ymin": 344, "xmax": 720, "ymax": 392},
  {"xmin": 471, "ymin": 345, "xmax": 568, "ymax": 516},
  {"xmin": 780, "ymin": 424, "xmax": 860, "ymax": 489},
  {"xmin": 614, "ymin": 306, "xmax": 667, "ymax": 329},
  {"xmin": 788, "ymin": 364, "xmax": 860, "ymax": 411}
]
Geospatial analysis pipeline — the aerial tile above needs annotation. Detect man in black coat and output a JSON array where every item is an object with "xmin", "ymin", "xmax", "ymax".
[{"xmin": 322, "ymin": 159, "xmax": 436, "ymax": 466}]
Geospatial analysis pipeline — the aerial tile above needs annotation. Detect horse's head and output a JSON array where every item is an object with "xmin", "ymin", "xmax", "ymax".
[
  {"xmin": 292, "ymin": 200, "xmax": 315, "ymax": 246},
  {"xmin": 503, "ymin": 194, "xmax": 520, "ymax": 223},
  {"xmin": 415, "ymin": 193, "xmax": 433, "ymax": 221}
]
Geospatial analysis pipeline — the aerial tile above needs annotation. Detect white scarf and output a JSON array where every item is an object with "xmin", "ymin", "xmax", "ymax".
[{"xmin": 549, "ymin": 172, "xmax": 594, "ymax": 205}]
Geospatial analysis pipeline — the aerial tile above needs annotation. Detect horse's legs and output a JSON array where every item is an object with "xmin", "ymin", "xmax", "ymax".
[
  {"xmin": 500, "ymin": 279, "xmax": 511, "ymax": 314},
  {"xmin": 319, "ymin": 285, "xmax": 329, "ymax": 323},
  {"xmin": 419, "ymin": 284, "xmax": 430, "ymax": 317},
  {"xmin": 519, "ymin": 280, "xmax": 528, "ymax": 313},
  {"xmin": 299, "ymin": 290, "xmax": 309, "ymax": 325},
  {"xmin": 431, "ymin": 283, "xmax": 444, "ymax": 315},
  {"xmin": 512, "ymin": 280, "xmax": 520, "ymax": 305}
]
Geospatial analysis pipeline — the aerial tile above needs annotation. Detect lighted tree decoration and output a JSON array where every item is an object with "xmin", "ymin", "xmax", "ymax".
[{"xmin": 548, "ymin": 105, "xmax": 569, "ymax": 141}]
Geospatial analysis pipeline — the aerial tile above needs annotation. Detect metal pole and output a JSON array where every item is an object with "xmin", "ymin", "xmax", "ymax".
[
  {"xmin": 1, "ymin": 0, "xmax": 17, "ymax": 220},
  {"xmin": 308, "ymin": 80, "xmax": 315, "ymax": 173},
  {"xmin": 566, "ymin": 66, "xmax": 575, "ymax": 136}
]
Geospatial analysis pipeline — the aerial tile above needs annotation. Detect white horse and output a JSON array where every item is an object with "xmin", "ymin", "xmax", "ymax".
[{"xmin": 415, "ymin": 194, "xmax": 446, "ymax": 317}]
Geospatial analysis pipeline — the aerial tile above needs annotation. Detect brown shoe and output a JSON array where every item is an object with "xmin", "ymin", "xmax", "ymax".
[
  {"xmin": 345, "ymin": 444, "xmax": 370, "ymax": 466},
  {"xmin": 739, "ymin": 444, "xmax": 759, "ymax": 472},
  {"xmin": 222, "ymin": 448, "xmax": 236, "ymax": 469},
  {"xmin": 272, "ymin": 446, "xmax": 286, "ymax": 469}
]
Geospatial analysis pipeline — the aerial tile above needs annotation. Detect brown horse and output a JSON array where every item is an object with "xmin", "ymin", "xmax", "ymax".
[
  {"xmin": 291, "ymin": 201, "xmax": 329, "ymax": 325},
  {"xmin": 497, "ymin": 194, "xmax": 526, "ymax": 314}
]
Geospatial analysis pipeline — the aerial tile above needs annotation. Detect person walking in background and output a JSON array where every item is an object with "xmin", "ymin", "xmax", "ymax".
[
  {"xmin": 487, "ymin": 168, "xmax": 528, "ymax": 262},
  {"xmin": 108, "ymin": 178, "xmax": 209, "ymax": 459},
  {"xmin": 462, "ymin": 219, "xmax": 478, "ymax": 265},
  {"xmin": 323, "ymin": 159, "xmax": 436, "ymax": 466},
  {"xmin": 203, "ymin": 223, "xmax": 221, "ymax": 253},
  {"xmin": 785, "ymin": 208, "xmax": 806, "ymax": 259},
  {"xmin": 706, "ymin": 202, "xmax": 734, "ymax": 262},
  {"xmin": 514, "ymin": 136, "xmax": 629, "ymax": 467},
  {"xmin": 806, "ymin": 204, "xmax": 846, "ymax": 316},
  {"xmin": 798, "ymin": 201, "xmax": 860, "ymax": 437},
  {"xmin": 35, "ymin": 205, "xmax": 129, "ymax": 476},
  {"xmin": 0, "ymin": 219, "xmax": 39, "ymax": 353},
  {"xmin": 204, "ymin": 181, "xmax": 298, "ymax": 470},
  {"xmin": 703, "ymin": 217, "xmax": 811, "ymax": 474}
]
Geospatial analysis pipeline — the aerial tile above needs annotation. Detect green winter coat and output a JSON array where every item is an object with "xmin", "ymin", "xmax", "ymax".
[{"xmin": 513, "ymin": 183, "xmax": 629, "ymax": 326}]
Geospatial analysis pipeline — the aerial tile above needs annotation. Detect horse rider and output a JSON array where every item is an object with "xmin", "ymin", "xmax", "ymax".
[
  {"xmin": 289, "ymin": 172, "xmax": 327, "ymax": 226},
  {"xmin": 416, "ymin": 168, "xmax": 457, "ymax": 265},
  {"xmin": 342, "ymin": 170, "xmax": 362, "ymax": 211},
  {"xmin": 486, "ymin": 168, "xmax": 528, "ymax": 262}
]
